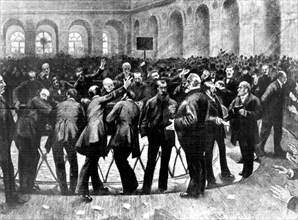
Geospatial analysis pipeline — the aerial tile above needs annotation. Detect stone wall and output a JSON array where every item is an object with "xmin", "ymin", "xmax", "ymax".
[{"xmin": 1, "ymin": 0, "xmax": 298, "ymax": 59}]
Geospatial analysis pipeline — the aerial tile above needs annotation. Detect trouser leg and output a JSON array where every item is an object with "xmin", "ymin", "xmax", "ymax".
[
  {"xmin": 257, "ymin": 120, "xmax": 272, "ymax": 153},
  {"xmin": 64, "ymin": 142, "xmax": 78, "ymax": 193},
  {"xmin": 142, "ymin": 139, "xmax": 160, "ymax": 193},
  {"xmin": 52, "ymin": 141, "xmax": 68, "ymax": 194},
  {"xmin": 216, "ymin": 136, "xmax": 231, "ymax": 175},
  {"xmin": 205, "ymin": 135, "xmax": 216, "ymax": 183},
  {"xmin": 158, "ymin": 141, "xmax": 172, "ymax": 191},
  {"xmin": 114, "ymin": 148, "xmax": 138, "ymax": 192},
  {"xmin": 273, "ymin": 120, "xmax": 283, "ymax": 154}
]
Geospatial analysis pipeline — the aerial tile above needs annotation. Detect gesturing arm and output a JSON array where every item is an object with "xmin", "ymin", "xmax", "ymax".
[{"xmin": 174, "ymin": 99, "xmax": 199, "ymax": 131}]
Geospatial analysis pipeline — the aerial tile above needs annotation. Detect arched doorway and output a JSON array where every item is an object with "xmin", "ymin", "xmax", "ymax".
[
  {"xmin": 195, "ymin": 5, "xmax": 210, "ymax": 57},
  {"xmin": 69, "ymin": 20, "xmax": 92, "ymax": 55},
  {"xmin": 169, "ymin": 10, "xmax": 184, "ymax": 57},
  {"xmin": 222, "ymin": 0, "xmax": 240, "ymax": 55},
  {"xmin": 105, "ymin": 20, "xmax": 125, "ymax": 55}
]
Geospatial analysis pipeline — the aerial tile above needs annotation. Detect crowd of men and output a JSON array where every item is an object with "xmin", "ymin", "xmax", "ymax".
[{"xmin": 0, "ymin": 51, "xmax": 298, "ymax": 205}]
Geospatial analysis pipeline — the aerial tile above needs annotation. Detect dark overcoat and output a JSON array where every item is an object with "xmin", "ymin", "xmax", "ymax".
[
  {"xmin": 228, "ymin": 93, "xmax": 261, "ymax": 146},
  {"xmin": 15, "ymin": 96, "xmax": 52, "ymax": 146},
  {"xmin": 106, "ymin": 99, "xmax": 140, "ymax": 158},
  {"xmin": 174, "ymin": 89, "xmax": 208, "ymax": 155},
  {"xmin": 75, "ymin": 87, "xmax": 126, "ymax": 156},
  {"xmin": 54, "ymin": 98, "xmax": 85, "ymax": 144},
  {"xmin": 139, "ymin": 95, "xmax": 177, "ymax": 146},
  {"xmin": 261, "ymin": 80, "xmax": 284, "ymax": 123},
  {"xmin": 0, "ymin": 97, "xmax": 15, "ymax": 162}
]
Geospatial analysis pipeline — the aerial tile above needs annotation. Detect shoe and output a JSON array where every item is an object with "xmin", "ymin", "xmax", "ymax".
[
  {"xmin": 121, "ymin": 188, "xmax": 137, "ymax": 195},
  {"xmin": 81, "ymin": 195, "xmax": 92, "ymax": 203},
  {"xmin": 206, "ymin": 182, "xmax": 219, "ymax": 189},
  {"xmin": 180, "ymin": 192, "xmax": 200, "ymax": 198},
  {"xmin": 94, "ymin": 187, "xmax": 109, "ymax": 195},
  {"xmin": 220, "ymin": 173, "xmax": 235, "ymax": 179},
  {"xmin": 6, "ymin": 196, "xmax": 27, "ymax": 206},
  {"xmin": 158, "ymin": 188, "xmax": 167, "ymax": 193}
]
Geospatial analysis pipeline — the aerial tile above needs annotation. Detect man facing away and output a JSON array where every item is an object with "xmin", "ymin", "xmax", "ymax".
[
  {"xmin": 106, "ymin": 91, "xmax": 140, "ymax": 195},
  {"xmin": 51, "ymin": 88, "xmax": 86, "ymax": 195}
]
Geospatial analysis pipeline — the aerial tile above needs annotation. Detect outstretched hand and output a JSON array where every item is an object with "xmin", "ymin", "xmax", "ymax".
[
  {"xmin": 271, "ymin": 185, "xmax": 292, "ymax": 203},
  {"xmin": 272, "ymin": 165, "xmax": 292, "ymax": 178}
]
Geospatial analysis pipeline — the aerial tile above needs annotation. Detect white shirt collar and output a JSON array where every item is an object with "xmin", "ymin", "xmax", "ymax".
[
  {"xmin": 240, "ymin": 93, "xmax": 249, "ymax": 103},
  {"xmin": 68, "ymin": 97, "xmax": 75, "ymax": 101},
  {"xmin": 277, "ymin": 79, "xmax": 283, "ymax": 88}
]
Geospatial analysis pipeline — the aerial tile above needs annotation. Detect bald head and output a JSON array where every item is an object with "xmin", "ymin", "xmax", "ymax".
[
  {"xmin": 103, "ymin": 78, "xmax": 115, "ymax": 93},
  {"xmin": 185, "ymin": 73, "xmax": 201, "ymax": 93},
  {"xmin": 88, "ymin": 85, "xmax": 99, "ymax": 98},
  {"xmin": 40, "ymin": 88, "xmax": 50, "ymax": 101}
]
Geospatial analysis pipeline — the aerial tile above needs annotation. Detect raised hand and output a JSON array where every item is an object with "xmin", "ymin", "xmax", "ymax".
[
  {"xmin": 99, "ymin": 58, "xmax": 106, "ymax": 69},
  {"xmin": 123, "ymin": 76, "xmax": 133, "ymax": 90}
]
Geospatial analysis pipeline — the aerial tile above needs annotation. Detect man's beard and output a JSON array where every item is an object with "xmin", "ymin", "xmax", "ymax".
[{"xmin": 158, "ymin": 93, "xmax": 168, "ymax": 101}]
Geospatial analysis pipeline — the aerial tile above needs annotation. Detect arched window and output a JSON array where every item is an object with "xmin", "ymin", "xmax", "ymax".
[
  {"xmin": 103, "ymin": 32, "xmax": 109, "ymax": 55},
  {"xmin": 68, "ymin": 32, "xmax": 84, "ymax": 56},
  {"xmin": 10, "ymin": 32, "xmax": 25, "ymax": 54},
  {"xmin": 35, "ymin": 32, "xmax": 53, "ymax": 54}
]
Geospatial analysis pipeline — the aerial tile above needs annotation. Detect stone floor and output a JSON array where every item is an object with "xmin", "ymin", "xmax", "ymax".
[{"xmin": 4, "ymin": 134, "xmax": 260, "ymax": 195}]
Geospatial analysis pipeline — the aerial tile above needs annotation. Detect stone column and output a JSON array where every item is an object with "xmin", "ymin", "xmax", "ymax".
[
  {"xmin": 183, "ymin": 23, "xmax": 194, "ymax": 58},
  {"xmin": 209, "ymin": 19, "xmax": 221, "ymax": 57},
  {"xmin": 58, "ymin": 20, "xmax": 69, "ymax": 54},
  {"xmin": 24, "ymin": 20, "xmax": 36, "ymax": 56},
  {"xmin": 92, "ymin": 20, "xmax": 103, "ymax": 56}
]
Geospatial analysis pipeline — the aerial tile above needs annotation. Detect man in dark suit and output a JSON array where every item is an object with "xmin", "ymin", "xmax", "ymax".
[
  {"xmin": 106, "ymin": 91, "xmax": 140, "ymax": 194},
  {"xmin": 14, "ymin": 88, "xmax": 53, "ymax": 193},
  {"xmin": 228, "ymin": 81, "xmax": 261, "ymax": 179},
  {"xmin": 221, "ymin": 66, "xmax": 239, "ymax": 108},
  {"xmin": 75, "ymin": 77, "xmax": 132, "ymax": 202},
  {"xmin": 0, "ymin": 75, "xmax": 26, "ymax": 205},
  {"xmin": 114, "ymin": 62, "xmax": 133, "ymax": 83},
  {"xmin": 129, "ymin": 72, "xmax": 152, "ymax": 111},
  {"xmin": 51, "ymin": 89, "xmax": 86, "ymax": 195},
  {"xmin": 167, "ymin": 73, "xmax": 208, "ymax": 198},
  {"xmin": 252, "ymin": 64, "xmax": 272, "ymax": 98},
  {"xmin": 272, "ymin": 165, "xmax": 298, "ymax": 213},
  {"xmin": 37, "ymin": 63, "xmax": 53, "ymax": 90},
  {"xmin": 140, "ymin": 79, "xmax": 177, "ymax": 194},
  {"xmin": 74, "ymin": 59, "xmax": 106, "ymax": 101},
  {"xmin": 202, "ymin": 81, "xmax": 234, "ymax": 187},
  {"xmin": 13, "ymin": 71, "xmax": 43, "ymax": 113},
  {"xmin": 256, "ymin": 71, "xmax": 287, "ymax": 157}
]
